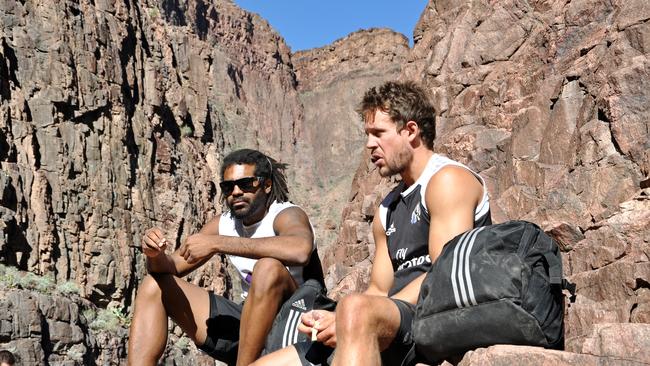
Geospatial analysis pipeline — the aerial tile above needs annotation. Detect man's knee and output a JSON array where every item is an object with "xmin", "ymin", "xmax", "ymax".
[
  {"xmin": 136, "ymin": 273, "xmax": 175, "ymax": 302},
  {"xmin": 336, "ymin": 294, "xmax": 378, "ymax": 333},
  {"xmin": 249, "ymin": 258, "xmax": 293, "ymax": 296}
]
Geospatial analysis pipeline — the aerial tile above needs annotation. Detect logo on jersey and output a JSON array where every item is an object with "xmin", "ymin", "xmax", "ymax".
[
  {"xmin": 411, "ymin": 205, "xmax": 422, "ymax": 224},
  {"xmin": 386, "ymin": 223, "xmax": 396, "ymax": 236},
  {"xmin": 396, "ymin": 248, "xmax": 408, "ymax": 260},
  {"xmin": 292, "ymin": 298, "xmax": 307, "ymax": 311}
]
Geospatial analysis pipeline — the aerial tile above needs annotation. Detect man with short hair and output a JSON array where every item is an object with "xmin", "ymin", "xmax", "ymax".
[
  {"xmin": 0, "ymin": 350, "xmax": 16, "ymax": 366},
  {"xmin": 128, "ymin": 148, "xmax": 324, "ymax": 366},
  {"xmin": 252, "ymin": 81, "xmax": 491, "ymax": 366}
]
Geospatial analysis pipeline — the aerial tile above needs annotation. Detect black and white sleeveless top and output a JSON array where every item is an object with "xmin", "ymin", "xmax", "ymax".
[{"xmin": 379, "ymin": 155, "xmax": 492, "ymax": 296}]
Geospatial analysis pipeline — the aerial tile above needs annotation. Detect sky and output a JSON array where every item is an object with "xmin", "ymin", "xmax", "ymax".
[{"xmin": 233, "ymin": 1, "xmax": 429, "ymax": 52}]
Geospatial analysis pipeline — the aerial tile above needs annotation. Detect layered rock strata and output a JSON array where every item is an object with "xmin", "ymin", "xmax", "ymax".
[
  {"xmin": 1, "ymin": 0, "xmax": 649, "ymax": 364},
  {"xmin": 0, "ymin": 0, "xmax": 310, "ymax": 362}
]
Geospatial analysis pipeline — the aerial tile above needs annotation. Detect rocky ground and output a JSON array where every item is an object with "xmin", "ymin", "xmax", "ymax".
[{"xmin": 0, "ymin": 0, "xmax": 648, "ymax": 364}]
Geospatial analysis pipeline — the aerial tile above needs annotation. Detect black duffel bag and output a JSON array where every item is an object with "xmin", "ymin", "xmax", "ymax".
[{"xmin": 409, "ymin": 220, "xmax": 575, "ymax": 364}]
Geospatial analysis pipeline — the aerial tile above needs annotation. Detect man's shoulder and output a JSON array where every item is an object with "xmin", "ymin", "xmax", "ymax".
[
  {"xmin": 269, "ymin": 201, "xmax": 312, "ymax": 225},
  {"xmin": 424, "ymin": 164, "xmax": 484, "ymax": 212},
  {"xmin": 427, "ymin": 165, "xmax": 481, "ymax": 191},
  {"xmin": 268, "ymin": 200, "xmax": 297, "ymax": 213}
]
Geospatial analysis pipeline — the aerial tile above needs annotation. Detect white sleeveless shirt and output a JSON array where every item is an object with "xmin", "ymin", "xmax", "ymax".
[{"xmin": 218, "ymin": 201, "xmax": 313, "ymax": 299}]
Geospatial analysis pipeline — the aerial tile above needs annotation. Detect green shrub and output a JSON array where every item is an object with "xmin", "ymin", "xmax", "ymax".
[
  {"xmin": 180, "ymin": 124, "xmax": 193, "ymax": 137},
  {"xmin": 90, "ymin": 306, "xmax": 130, "ymax": 331},
  {"xmin": 176, "ymin": 336, "xmax": 191, "ymax": 352},
  {"xmin": 18, "ymin": 272, "xmax": 55, "ymax": 293},
  {"xmin": 56, "ymin": 281, "xmax": 81, "ymax": 295},
  {"xmin": 0, "ymin": 264, "xmax": 19, "ymax": 288},
  {"xmin": 82, "ymin": 308, "xmax": 96, "ymax": 324}
]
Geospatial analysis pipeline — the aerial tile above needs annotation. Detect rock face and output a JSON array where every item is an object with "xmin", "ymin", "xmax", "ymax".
[
  {"xmin": 329, "ymin": 0, "xmax": 650, "ymax": 364},
  {"xmin": 0, "ymin": 0, "xmax": 312, "ymax": 363},
  {"xmin": 1, "ymin": 0, "xmax": 649, "ymax": 365},
  {"xmin": 0, "ymin": 0, "xmax": 413, "ymax": 363},
  {"xmin": 293, "ymin": 28, "xmax": 409, "ymax": 258}
]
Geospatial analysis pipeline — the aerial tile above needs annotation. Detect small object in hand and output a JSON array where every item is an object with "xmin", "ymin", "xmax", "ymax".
[
  {"xmin": 159, "ymin": 238, "xmax": 166, "ymax": 248},
  {"xmin": 311, "ymin": 321, "xmax": 319, "ymax": 341}
]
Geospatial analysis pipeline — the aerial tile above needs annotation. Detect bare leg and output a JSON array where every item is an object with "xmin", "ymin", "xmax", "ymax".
[
  {"xmin": 250, "ymin": 345, "xmax": 301, "ymax": 366},
  {"xmin": 128, "ymin": 274, "xmax": 211, "ymax": 366},
  {"xmin": 331, "ymin": 294, "xmax": 402, "ymax": 366},
  {"xmin": 236, "ymin": 258, "xmax": 297, "ymax": 366}
]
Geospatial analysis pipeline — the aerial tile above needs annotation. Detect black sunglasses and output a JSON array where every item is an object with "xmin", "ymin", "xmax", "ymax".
[{"xmin": 220, "ymin": 176, "xmax": 265, "ymax": 196}]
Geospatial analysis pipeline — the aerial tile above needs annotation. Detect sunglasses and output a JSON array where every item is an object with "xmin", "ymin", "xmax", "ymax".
[{"xmin": 219, "ymin": 176, "xmax": 265, "ymax": 196}]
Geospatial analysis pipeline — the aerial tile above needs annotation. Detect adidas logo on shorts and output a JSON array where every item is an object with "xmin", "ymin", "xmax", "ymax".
[{"xmin": 292, "ymin": 298, "xmax": 307, "ymax": 311}]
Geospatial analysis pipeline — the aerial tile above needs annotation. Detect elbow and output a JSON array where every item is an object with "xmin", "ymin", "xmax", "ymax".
[
  {"xmin": 294, "ymin": 251, "xmax": 311, "ymax": 267},
  {"xmin": 293, "ymin": 243, "xmax": 313, "ymax": 267}
]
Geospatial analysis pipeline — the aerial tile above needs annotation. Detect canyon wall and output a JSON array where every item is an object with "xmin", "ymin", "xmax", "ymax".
[
  {"xmin": 328, "ymin": 0, "xmax": 650, "ymax": 364},
  {"xmin": 1, "ymin": 0, "xmax": 649, "ymax": 364}
]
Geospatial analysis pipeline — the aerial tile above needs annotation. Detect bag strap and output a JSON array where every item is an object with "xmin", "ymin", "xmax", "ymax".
[
  {"xmin": 562, "ymin": 279, "xmax": 577, "ymax": 303},
  {"xmin": 540, "ymin": 234, "xmax": 577, "ymax": 303},
  {"xmin": 400, "ymin": 344, "xmax": 417, "ymax": 366}
]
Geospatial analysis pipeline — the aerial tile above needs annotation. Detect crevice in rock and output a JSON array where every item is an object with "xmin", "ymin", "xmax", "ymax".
[
  {"xmin": 119, "ymin": 23, "xmax": 139, "ymax": 119},
  {"xmin": 640, "ymin": 177, "xmax": 650, "ymax": 189},
  {"xmin": 162, "ymin": 0, "xmax": 187, "ymax": 26},
  {"xmin": 32, "ymin": 130, "xmax": 41, "ymax": 170},
  {"xmin": 227, "ymin": 63, "xmax": 243, "ymax": 99},
  {"xmin": 175, "ymin": 217, "xmax": 185, "ymax": 250},
  {"xmin": 40, "ymin": 314, "xmax": 53, "ymax": 364},
  {"xmin": 0, "ymin": 127, "xmax": 13, "ymax": 162},
  {"xmin": 629, "ymin": 302, "xmax": 638, "ymax": 321},
  {"xmin": 170, "ymin": 46, "xmax": 182, "ymax": 85},
  {"xmin": 0, "ymin": 38, "xmax": 20, "ymax": 100},
  {"xmin": 579, "ymin": 44, "xmax": 597, "ymax": 57},
  {"xmin": 201, "ymin": 104, "xmax": 214, "ymax": 144},
  {"xmin": 124, "ymin": 118, "xmax": 139, "ymax": 190},
  {"xmin": 597, "ymin": 107, "xmax": 610, "ymax": 123},
  {"xmin": 606, "ymin": 115, "xmax": 625, "ymax": 157},
  {"xmin": 195, "ymin": 0, "xmax": 209, "ymax": 41},
  {"xmin": 153, "ymin": 104, "xmax": 180, "ymax": 142},
  {"xmin": 70, "ymin": 105, "xmax": 109, "ymax": 132},
  {"xmin": 24, "ymin": 99, "xmax": 32, "ymax": 122},
  {"xmin": 52, "ymin": 101, "xmax": 77, "ymax": 122},
  {"xmin": 633, "ymin": 278, "xmax": 650, "ymax": 291}
]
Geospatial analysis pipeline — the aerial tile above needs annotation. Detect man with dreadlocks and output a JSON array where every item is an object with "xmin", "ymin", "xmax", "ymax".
[{"xmin": 128, "ymin": 148, "xmax": 324, "ymax": 366}]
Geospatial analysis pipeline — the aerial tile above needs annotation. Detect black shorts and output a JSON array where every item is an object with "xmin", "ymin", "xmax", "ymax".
[
  {"xmin": 197, "ymin": 292, "xmax": 243, "ymax": 365},
  {"xmin": 292, "ymin": 298, "xmax": 415, "ymax": 366},
  {"xmin": 382, "ymin": 298, "xmax": 415, "ymax": 365}
]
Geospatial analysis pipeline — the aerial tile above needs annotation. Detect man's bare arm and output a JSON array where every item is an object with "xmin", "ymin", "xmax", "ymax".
[
  {"xmin": 178, "ymin": 206, "xmax": 314, "ymax": 267},
  {"xmin": 391, "ymin": 166, "xmax": 484, "ymax": 304},
  {"xmin": 144, "ymin": 216, "xmax": 222, "ymax": 276},
  {"xmin": 364, "ymin": 209, "xmax": 395, "ymax": 297}
]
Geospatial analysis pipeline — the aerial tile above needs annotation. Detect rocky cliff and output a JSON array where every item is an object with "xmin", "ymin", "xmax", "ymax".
[
  {"xmin": 293, "ymin": 27, "xmax": 409, "ymax": 260},
  {"xmin": 0, "ymin": 0, "xmax": 412, "ymax": 363},
  {"xmin": 0, "ymin": 0, "xmax": 310, "ymax": 363},
  {"xmin": 329, "ymin": 0, "xmax": 650, "ymax": 364},
  {"xmin": 1, "ymin": 0, "xmax": 649, "ymax": 364}
]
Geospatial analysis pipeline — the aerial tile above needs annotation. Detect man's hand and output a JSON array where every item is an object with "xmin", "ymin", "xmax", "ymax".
[
  {"xmin": 298, "ymin": 310, "xmax": 336, "ymax": 347},
  {"xmin": 142, "ymin": 227, "xmax": 168, "ymax": 258},
  {"xmin": 179, "ymin": 234, "xmax": 216, "ymax": 264}
]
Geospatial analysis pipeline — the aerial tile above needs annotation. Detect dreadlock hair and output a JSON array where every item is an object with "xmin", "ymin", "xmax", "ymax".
[
  {"xmin": 357, "ymin": 80, "xmax": 436, "ymax": 149},
  {"xmin": 220, "ymin": 149, "xmax": 290, "ymax": 206}
]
